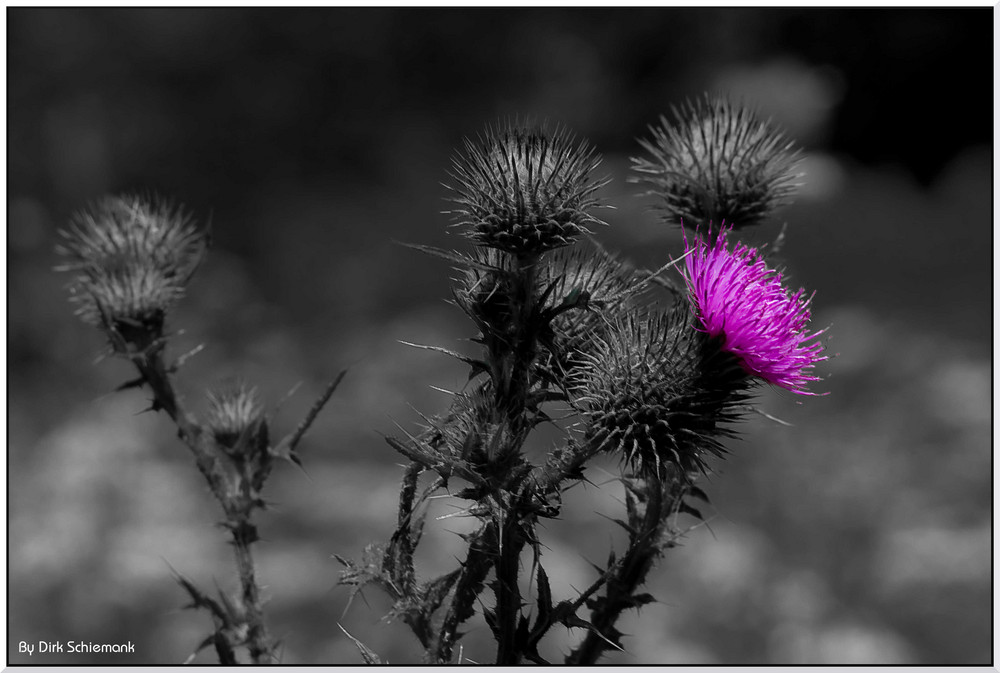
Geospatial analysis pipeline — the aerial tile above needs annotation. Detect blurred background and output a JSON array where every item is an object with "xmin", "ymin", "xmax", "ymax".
[{"xmin": 7, "ymin": 7, "xmax": 992, "ymax": 665}]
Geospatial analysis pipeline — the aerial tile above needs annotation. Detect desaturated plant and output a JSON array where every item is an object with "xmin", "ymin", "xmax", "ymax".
[
  {"xmin": 336, "ymin": 96, "xmax": 826, "ymax": 664},
  {"xmin": 57, "ymin": 194, "xmax": 345, "ymax": 664},
  {"xmin": 57, "ymin": 95, "xmax": 826, "ymax": 665}
]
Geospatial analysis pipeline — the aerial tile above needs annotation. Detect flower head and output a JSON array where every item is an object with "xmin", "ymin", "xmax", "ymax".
[
  {"xmin": 447, "ymin": 122, "xmax": 608, "ymax": 255},
  {"xmin": 58, "ymin": 194, "xmax": 207, "ymax": 349},
  {"xmin": 58, "ymin": 194, "xmax": 206, "ymax": 281},
  {"xmin": 570, "ymin": 309, "xmax": 752, "ymax": 476},
  {"xmin": 633, "ymin": 95, "xmax": 801, "ymax": 229},
  {"xmin": 206, "ymin": 380, "xmax": 266, "ymax": 452},
  {"xmin": 682, "ymin": 227, "xmax": 825, "ymax": 394}
]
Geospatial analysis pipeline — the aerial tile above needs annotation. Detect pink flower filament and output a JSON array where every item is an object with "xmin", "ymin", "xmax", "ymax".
[{"xmin": 683, "ymin": 228, "xmax": 826, "ymax": 394}]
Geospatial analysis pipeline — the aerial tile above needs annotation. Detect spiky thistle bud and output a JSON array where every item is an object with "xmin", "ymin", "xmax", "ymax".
[
  {"xmin": 632, "ymin": 95, "xmax": 801, "ymax": 229},
  {"xmin": 570, "ymin": 307, "xmax": 752, "ymax": 476},
  {"xmin": 58, "ymin": 194, "xmax": 206, "ymax": 281},
  {"xmin": 58, "ymin": 194, "xmax": 207, "ymax": 349},
  {"xmin": 206, "ymin": 381, "xmax": 266, "ymax": 456},
  {"xmin": 452, "ymin": 247, "xmax": 516, "ymax": 333},
  {"xmin": 447, "ymin": 122, "xmax": 608, "ymax": 256},
  {"xmin": 454, "ymin": 242, "xmax": 643, "ymax": 357},
  {"xmin": 416, "ymin": 386, "xmax": 528, "ymax": 487},
  {"xmin": 538, "ymin": 242, "xmax": 646, "ymax": 357},
  {"xmin": 682, "ymin": 227, "xmax": 826, "ymax": 394}
]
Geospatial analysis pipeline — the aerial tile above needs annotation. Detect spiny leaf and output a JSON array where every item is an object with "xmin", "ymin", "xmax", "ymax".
[
  {"xmin": 183, "ymin": 632, "xmax": 236, "ymax": 666},
  {"xmin": 173, "ymin": 573, "xmax": 226, "ymax": 622},
  {"xmin": 398, "ymin": 340, "xmax": 489, "ymax": 374},
  {"xmin": 678, "ymin": 500, "xmax": 703, "ymax": 521},
  {"xmin": 483, "ymin": 607, "xmax": 499, "ymax": 638},
  {"xmin": 687, "ymin": 485, "xmax": 711, "ymax": 503},
  {"xmin": 421, "ymin": 569, "xmax": 462, "ymax": 615},
  {"xmin": 276, "ymin": 371, "xmax": 346, "ymax": 456},
  {"xmin": 399, "ymin": 242, "xmax": 499, "ymax": 271},
  {"xmin": 338, "ymin": 624, "xmax": 383, "ymax": 664},
  {"xmin": 535, "ymin": 563, "xmax": 553, "ymax": 628},
  {"xmin": 114, "ymin": 374, "xmax": 146, "ymax": 392}
]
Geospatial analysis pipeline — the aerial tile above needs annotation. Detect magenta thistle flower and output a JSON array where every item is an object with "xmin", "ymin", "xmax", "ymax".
[{"xmin": 683, "ymin": 228, "xmax": 826, "ymax": 394}]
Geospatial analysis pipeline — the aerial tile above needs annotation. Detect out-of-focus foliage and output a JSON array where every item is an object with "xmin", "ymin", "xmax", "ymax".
[{"xmin": 8, "ymin": 7, "xmax": 991, "ymax": 665}]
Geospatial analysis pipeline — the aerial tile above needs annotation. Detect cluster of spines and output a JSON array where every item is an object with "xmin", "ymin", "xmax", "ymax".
[
  {"xmin": 453, "ymin": 242, "xmax": 644, "ymax": 361},
  {"xmin": 447, "ymin": 122, "xmax": 608, "ymax": 255},
  {"xmin": 539, "ymin": 243, "xmax": 643, "ymax": 341},
  {"xmin": 57, "ymin": 194, "xmax": 207, "ymax": 348},
  {"xmin": 206, "ymin": 380, "xmax": 266, "ymax": 454},
  {"xmin": 570, "ymin": 307, "xmax": 752, "ymax": 476},
  {"xmin": 632, "ymin": 95, "xmax": 801, "ymax": 229}
]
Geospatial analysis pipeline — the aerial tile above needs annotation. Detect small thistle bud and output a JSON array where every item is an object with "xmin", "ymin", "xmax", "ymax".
[
  {"xmin": 447, "ymin": 122, "xmax": 609, "ymax": 256},
  {"xmin": 454, "ymin": 242, "xmax": 643, "ymax": 363},
  {"xmin": 206, "ymin": 381, "xmax": 266, "ymax": 455},
  {"xmin": 571, "ymin": 307, "xmax": 751, "ymax": 476},
  {"xmin": 633, "ymin": 95, "xmax": 801, "ymax": 229},
  {"xmin": 453, "ymin": 248, "xmax": 516, "ymax": 332},
  {"xmin": 418, "ymin": 386, "xmax": 528, "ymax": 486},
  {"xmin": 682, "ymin": 227, "xmax": 826, "ymax": 394},
  {"xmin": 538, "ymin": 242, "xmax": 645, "ymax": 358},
  {"xmin": 58, "ymin": 194, "xmax": 207, "ymax": 349}
]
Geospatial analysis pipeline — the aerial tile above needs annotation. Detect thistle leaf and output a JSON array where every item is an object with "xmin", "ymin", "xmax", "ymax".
[{"xmin": 338, "ymin": 624, "xmax": 383, "ymax": 665}]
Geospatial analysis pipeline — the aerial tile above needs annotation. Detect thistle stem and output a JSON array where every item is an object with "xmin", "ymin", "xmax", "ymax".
[
  {"xmin": 566, "ymin": 480, "xmax": 669, "ymax": 664},
  {"xmin": 494, "ymin": 518, "xmax": 528, "ymax": 664},
  {"xmin": 431, "ymin": 524, "xmax": 495, "ymax": 663},
  {"xmin": 232, "ymin": 526, "xmax": 272, "ymax": 663},
  {"xmin": 134, "ymin": 349, "xmax": 229, "ymax": 509},
  {"xmin": 133, "ymin": 347, "xmax": 274, "ymax": 663}
]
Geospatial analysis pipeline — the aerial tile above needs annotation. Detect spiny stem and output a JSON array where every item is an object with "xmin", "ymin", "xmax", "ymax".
[
  {"xmin": 494, "ymin": 518, "xmax": 527, "ymax": 664},
  {"xmin": 566, "ymin": 481, "xmax": 669, "ymax": 664},
  {"xmin": 133, "ymin": 349, "xmax": 229, "ymax": 506},
  {"xmin": 232, "ymin": 525, "xmax": 272, "ymax": 663},
  {"xmin": 132, "ymin": 346, "xmax": 275, "ymax": 663},
  {"xmin": 431, "ymin": 524, "xmax": 495, "ymax": 663}
]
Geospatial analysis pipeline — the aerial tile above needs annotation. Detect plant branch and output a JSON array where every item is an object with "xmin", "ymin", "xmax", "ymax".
[
  {"xmin": 130, "ymin": 343, "xmax": 278, "ymax": 663},
  {"xmin": 276, "ymin": 370, "xmax": 347, "ymax": 457},
  {"xmin": 565, "ymin": 478, "xmax": 676, "ymax": 664},
  {"xmin": 430, "ymin": 523, "xmax": 496, "ymax": 663}
]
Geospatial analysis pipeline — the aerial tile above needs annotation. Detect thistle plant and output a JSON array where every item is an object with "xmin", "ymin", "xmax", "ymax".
[
  {"xmin": 57, "ymin": 193, "xmax": 344, "ymax": 664},
  {"xmin": 58, "ymin": 97, "xmax": 825, "ymax": 665},
  {"xmin": 338, "ymin": 110, "xmax": 826, "ymax": 664}
]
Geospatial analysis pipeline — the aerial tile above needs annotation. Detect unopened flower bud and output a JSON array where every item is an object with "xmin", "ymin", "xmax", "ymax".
[
  {"xmin": 571, "ymin": 308, "xmax": 751, "ymax": 476},
  {"xmin": 58, "ymin": 194, "xmax": 207, "ymax": 349},
  {"xmin": 448, "ymin": 122, "xmax": 608, "ymax": 256},
  {"xmin": 206, "ymin": 381, "xmax": 265, "ymax": 455},
  {"xmin": 633, "ymin": 95, "xmax": 801, "ymax": 229}
]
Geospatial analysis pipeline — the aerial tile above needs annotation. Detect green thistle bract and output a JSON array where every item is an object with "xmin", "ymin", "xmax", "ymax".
[
  {"xmin": 571, "ymin": 307, "xmax": 752, "ymax": 476},
  {"xmin": 632, "ymin": 95, "xmax": 801, "ymax": 229},
  {"xmin": 447, "ymin": 122, "xmax": 608, "ymax": 255}
]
